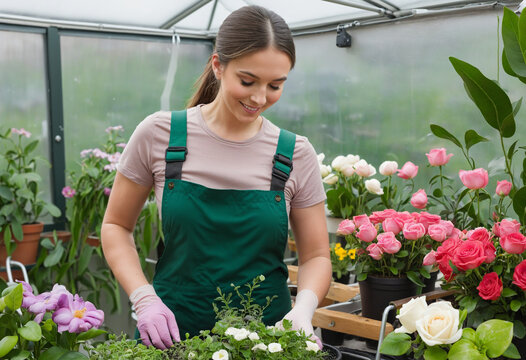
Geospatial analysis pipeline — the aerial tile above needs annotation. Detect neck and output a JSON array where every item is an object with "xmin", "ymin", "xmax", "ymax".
[{"xmin": 201, "ymin": 98, "xmax": 263, "ymax": 142}]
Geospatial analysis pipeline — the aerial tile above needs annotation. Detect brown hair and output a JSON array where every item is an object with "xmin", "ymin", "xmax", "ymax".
[{"xmin": 187, "ymin": 5, "xmax": 295, "ymax": 108}]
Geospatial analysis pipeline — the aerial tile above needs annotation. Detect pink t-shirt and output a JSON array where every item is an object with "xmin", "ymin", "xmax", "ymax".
[{"xmin": 117, "ymin": 105, "xmax": 326, "ymax": 218}]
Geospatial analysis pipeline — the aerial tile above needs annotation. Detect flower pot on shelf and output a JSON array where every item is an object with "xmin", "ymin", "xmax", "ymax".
[
  {"xmin": 333, "ymin": 272, "xmax": 351, "ymax": 285},
  {"xmin": 41, "ymin": 230, "xmax": 72, "ymax": 245},
  {"xmin": 423, "ymin": 270, "xmax": 439, "ymax": 293},
  {"xmin": 86, "ymin": 234, "xmax": 100, "ymax": 247}
]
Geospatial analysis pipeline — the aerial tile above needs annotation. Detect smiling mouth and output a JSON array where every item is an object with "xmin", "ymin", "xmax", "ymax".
[{"xmin": 240, "ymin": 102, "xmax": 259, "ymax": 113}]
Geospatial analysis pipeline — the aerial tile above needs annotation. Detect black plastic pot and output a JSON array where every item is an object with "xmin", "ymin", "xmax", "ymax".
[
  {"xmin": 321, "ymin": 328, "xmax": 345, "ymax": 346},
  {"xmin": 339, "ymin": 347, "xmax": 405, "ymax": 360},
  {"xmin": 322, "ymin": 343, "xmax": 342, "ymax": 360},
  {"xmin": 423, "ymin": 271, "xmax": 438, "ymax": 293},
  {"xmin": 333, "ymin": 272, "xmax": 351, "ymax": 285}
]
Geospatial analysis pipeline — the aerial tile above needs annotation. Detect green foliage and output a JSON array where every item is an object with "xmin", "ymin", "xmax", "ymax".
[{"xmin": 85, "ymin": 333, "xmax": 166, "ymax": 359}]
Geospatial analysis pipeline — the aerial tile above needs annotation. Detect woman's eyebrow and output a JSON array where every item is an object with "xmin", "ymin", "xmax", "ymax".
[{"xmin": 239, "ymin": 70, "xmax": 287, "ymax": 82}]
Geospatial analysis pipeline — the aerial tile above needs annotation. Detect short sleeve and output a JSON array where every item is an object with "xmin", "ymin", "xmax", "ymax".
[
  {"xmin": 289, "ymin": 137, "xmax": 326, "ymax": 209},
  {"xmin": 116, "ymin": 115, "xmax": 156, "ymax": 188}
]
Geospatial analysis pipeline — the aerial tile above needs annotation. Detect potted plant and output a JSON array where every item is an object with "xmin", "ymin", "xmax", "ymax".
[
  {"xmin": 380, "ymin": 295, "xmax": 518, "ymax": 359},
  {"xmin": 0, "ymin": 127, "xmax": 61, "ymax": 271}
]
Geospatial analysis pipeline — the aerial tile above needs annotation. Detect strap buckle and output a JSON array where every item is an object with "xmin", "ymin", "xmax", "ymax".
[
  {"xmin": 272, "ymin": 167, "xmax": 290, "ymax": 183},
  {"xmin": 165, "ymin": 146, "xmax": 188, "ymax": 163},
  {"xmin": 273, "ymin": 153, "xmax": 293, "ymax": 171}
]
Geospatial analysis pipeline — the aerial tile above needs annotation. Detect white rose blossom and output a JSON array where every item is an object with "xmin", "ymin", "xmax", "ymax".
[
  {"xmin": 305, "ymin": 341, "xmax": 320, "ymax": 352},
  {"xmin": 251, "ymin": 343, "xmax": 268, "ymax": 351},
  {"xmin": 395, "ymin": 296, "xmax": 428, "ymax": 334},
  {"xmin": 212, "ymin": 349, "xmax": 229, "ymax": 360},
  {"xmin": 379, "ymin": 161, "xmax": 398, "ymax": 176},
  {"xmin": 353, "ymin": 160, "xmax": 376, "ymax": 177},
  {"xmin": 415, "ymin": 301, "xmax": 463, "ymax": 346},
  {"xmin": 331, "ymin": 155, "xmax": 348, "ymax": 171},
  {"xmin": 248, "ymin": 332, "xmax": 259, "ymax": 341},
  {"xmin": 317, "ymin": 153, "xmax": 325, "ymax": 164},
  {"xmin": 322, "ymin": 173, "xmax": 339, "ymax": 185},
  {"xmin": 365, "ymin": 179, "xmax": 384, "ymax": 195},
  {"xmin": 268, "ymin": 343, "xmax": 283, "ymax": 353},
  {"xmin": 319, "ymin": 164, "xmax": 332, "ymax": 178},
  {"xmin": 345, "ymin": 154, "xmax": 360, "ymax": 165},
  {"xmin": 341, "ymin": 164, "xmax": 355, "ymax": 177}
]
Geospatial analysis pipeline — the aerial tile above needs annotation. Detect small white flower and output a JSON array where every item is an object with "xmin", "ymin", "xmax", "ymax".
[
  {"xmin": 212, "ymin": 349, "xmax": 229, "ymax": 360},
  {"xmin": 268, "ymin": 343, "xmax": 282, "ymax": 353},
  {"xmin": 345, "ymin": 154, "xmax": 360, "ymax": 165},
  {"xmin": 353, "ymin": 159, "xmax": 374, "ymax": 177},
  {"xmin": 225, "ymin": 327, "xmax": 237, "ymax": 336},
  {"xmin": 319, "ymin": 164, "xmax": 332, "ymax": 178},
  {"xmin": 225, "ymin": 327, "xmax": 250, "ymax": 341},
  {"xmin": 305, "ymin": 341, "xmax": 320, "ymax": 352},
  {"xmin": 322, "ymin": 173, "xmax": 338, "ymax": 185},
  {"xmin": 379, "ymin": 161, "xmax": 398, "ymax": 176},
  {"xmin": 317, "ymin": 153, "xmax": 325, "ymax": 164},
  {"xmin": 331, "ymin": 155, "xmax": 348, "ymax": 171},
  {"xmin": 365, "ymin": 179, "xmax": 384, "ymax": 195},
  {"xmin": 251, "ymin": 343, "xmax": 268, "ymax": 351},
  {"xmin": 341, "ymin": 164, "xmax": 355, "ymax": 177},
  {"xmin": 248, "ymin": 332, "xmax": 259, "ymax": 340},
  {"xmin": 188, "ymin": 351, "xmax": 196, "ymax": 359}
]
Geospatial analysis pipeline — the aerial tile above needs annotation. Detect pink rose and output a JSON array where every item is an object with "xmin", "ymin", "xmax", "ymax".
[
  {"xmin": 410, "ymin": 189, "xmax": 428, "ymax": 210},
  {"xmin": 337, "ymin": 219, "xmax": 355, "ymax": 236},
  {"xmin": 468, "ymin": 227, "xmax": 490, "ymax": 243},
  {"xmin": 439, "ymin": 220, "xmax": 455, "ymax": 237},
  {"xmin": 356, "ymin": 223, "xmax": 377, "ymax": 243},
  {"xmin": 496, "ymin": 219, "xmax": 521, "ymax": 237},
  {"xmin": 495, "ymin": 180, "xmax": 512, "ymax": 196},
  {"xmin": 393, "ymin": 211, "xmax": 415, "ymax": 225},
  {"xmin": 397, "ymin": 161, "xmax": 419, "ymax": 180},
  {"xmin": 417, "ymin": 212, "xmax": 441, "ymax": 230},
  {"xmin": 452, "ymin": 240, "xmax": 486, "ymax": 271},
  {"xmin": 353, "ymin": 214, "xmax": 371, "ymax": 228},
  {"xmin": 382, "ymin": 217, "xmax": 404, "ymax": 234},
  {"xmin": 438, "ymin": 258, "xmax": 455, "ymax": 282},
  {"xmin": 512, "ymin": 260, "xmax": 526, "ymax": 290},
  {"xmin": 403, "ymin": 223, "xmax": 426, "ymax": 240},
  {"xmin": 482, "ymin": 240, "xmax": 496, "ymax": 263},
  {"xmin": 436, "ymin": 237, "xmax": 463, "ymax": 263},
  {"xmin": 423, "ymin": 250, "xmax": 437, "ymax": 266},
  {"xmin": 428, "ymin": 224, "xmax": 448, "ymax": 242},
  {"xmin": 426, "ymin": 148, "xmax": 453, "ymax": 166},
  {"xmin": 449, "ymin": 228, "xmax": 463, "ymax": 240},
  {"xmin": 366, "ymin": 243, "xmax": 383, "ymax": 260},
  {"xmin": 477, "ymin": 272, "xmax": 503, "ymax": 300},
  {"xmin": 369, "ymin": 209, "xmax": 397, "ymax": 224},
  {"xmin": 500, "ymin": 233, "xmax": 526, "ymax": 254},
  {"xmin": 377, "ymin": 232, "xmax": 402, "ymax": 254},
  {"xmin": 458, "ymin": 168, "xmax": 489, "ymax": 189}
]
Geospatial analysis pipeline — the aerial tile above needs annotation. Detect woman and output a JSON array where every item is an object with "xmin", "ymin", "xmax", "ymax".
[{"xmin": 101, "ymin": 5, "xmax": 331, "ymax": 350}]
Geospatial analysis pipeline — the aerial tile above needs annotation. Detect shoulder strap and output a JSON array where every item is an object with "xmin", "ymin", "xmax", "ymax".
[
  {"xmin": 165, "ymin": 110, "xmax": 188, "ymax": 180},
  {"xmin": 271, "ymin": 129, "xmax": 296, "ymax": 191}
]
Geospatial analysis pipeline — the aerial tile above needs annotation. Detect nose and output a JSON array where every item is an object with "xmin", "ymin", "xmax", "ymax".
[{"xmin": 249, "ymin": 87, "xmax": 266, "ymax": 107}]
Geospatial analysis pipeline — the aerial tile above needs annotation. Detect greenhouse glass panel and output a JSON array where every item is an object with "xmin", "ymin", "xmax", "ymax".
[
  {"xmin": 0, "ymin": 29, "xmax": 53, "ymax": 223},
  {"xmin": 266, "ymin": 8, "xmax": 523, "ymax": 198},
  {"xmin": 60, "ymin": 34, "xmax": 212, "ymax": 173}
]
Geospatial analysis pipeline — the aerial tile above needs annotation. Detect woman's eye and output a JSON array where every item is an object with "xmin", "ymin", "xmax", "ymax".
[
  {"xmin": 269, "ymin": 84, "xmax": 280, "ymax": 90},
  {"xmin": 241, "ymin": 80, "xmax": 253, "ymax": 86}
]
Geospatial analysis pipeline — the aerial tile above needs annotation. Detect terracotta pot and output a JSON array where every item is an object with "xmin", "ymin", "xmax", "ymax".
[
  {"xmin": 86, "ymin": 234, "xmax": 100, "ymax": 247},
  {"xmin": 41, "ymin": 230, "xmax": 72, "ymax": 245}
]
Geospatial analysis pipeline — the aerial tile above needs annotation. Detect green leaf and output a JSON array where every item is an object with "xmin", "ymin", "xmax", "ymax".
[
  {"xmin": 449, "ymin": 57, "xmax": 515, "ymax": 138},
  {"xmin": 503, "ymin": 50, "xmax": 526, "ymax": 83},
  {"xmin": 462, "ymin": 327, "xmax": 477, "ymax": 343},
  {"xmin": 389, "ymin": 266, "xmax": 398, "ymax": 275},
  {"xmin": 4, "ymin": 283, "xmax": 23, "ymax": 311},
  {"xmin": 357, "ymin": 273, "xmax": 367, "ymax": 281},
  {"xmin": 513, "ymin": 319, "xmax": 526, "ymax": 338},
  {"xmin": 502, "ymin": 343, "xmax": 521, "ymax": 359},
  {"xmin": 77, "ymin": 245, "xmax": 94, "ymax": 275},
  {"xmin": 379, "ymin": 332, "xmax": 412, "ymax": 356},
  {"xmin": 424, "ymin": 346, "xmax": 447, "ymax": 360},
  {"xmin": 57, "ymin": 351, "xmax": 89, "ymax": 359},
  {"xmin": 508, "ymin": 140, "xmax": 519, "ymax": 161},
  {"xmin": 396, "ymin": 250, "xmax": 409, "ymax": 257},
  {"xmin": 0, "ymin": 335, "xmax": 18, "ymax": 358},
  {"xmin": 6, "ymin": 349, "xmax": 31, "ymax": 359},
  {"xmin": 0, "ymin": 186, "xmax": 13, "ymax": 201},
  {"xmin": 40, "ymin": 237, "xmax": 55, "ymax": 250},
  {"xmin": 76, "ymin": 328, "xmax": 107, "ymax": 341},
  {"xmin": 502, "ymin": 287, "xmax": 518, "ymax": 297},
  {"xmin": 430, "ymin": 124, "xmax": 463, "ymax": 149},
  {"xmin": 433, "ymin": 188, "xmax": 443, "ymax": 197},
  {"xmin": 44, "ymin": 203, "xmax": 61, "ymax": 218},
  {"xmin": 458, "ymin": 295, "xmax": 479, "ymax": 313},
  {"xmin": 513, "ymin": 98, "xmax": 523, "ymax": 116},
  {"xmin": 38, "ymin": 346, "xmax": 69, "ymax": 360},
  {"xmin": 512, "ymin": 186, "xmax": 526, "ymax": 223},
  {"xmin": 17, "ymin": 320, "xmax": 42, "ymax": 342},
  {"xmin": 448, "ymin": 339, "xmax": 485, "ymax": 360},
  {"xmin": 464, "ymin": 129, "xmax": 489, "ymax": 151},
  {"xmin": 510, "ymin": 299, "xmax": 521, "ymax": 312},
  {"xmin": 476, "ymin": 319, "xmax": 514, "ymax": 357},
  {"xmin": 502, "ymin": 8, "xmax": 526, "ymax": 77},
  {"xmin": 23, "ymin": 140, "xmax": 39, "ymax": 156},
  {"xmin": 406, "ymin": 271, "xmax": 425, "ymax": 287},
  {"xmin": 44, "ymin": 244, "xmax": 65, "ymax": 268}
]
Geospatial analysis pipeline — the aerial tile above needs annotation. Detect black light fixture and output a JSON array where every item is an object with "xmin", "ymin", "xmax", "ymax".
[{"xmin": 336, "ymin": 25, "xmax": 352, "ymax": 48}]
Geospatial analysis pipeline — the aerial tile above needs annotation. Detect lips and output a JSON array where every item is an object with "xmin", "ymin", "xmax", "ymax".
[{"xmin": 240, "ymin": 101, "xmax": 259, "ymax": 114}]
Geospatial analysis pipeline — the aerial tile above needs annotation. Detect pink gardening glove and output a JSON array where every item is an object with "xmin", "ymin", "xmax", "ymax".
[
  {"xmin": 131, "ymin": 285, "xmax": 180, "ymax": 349},
  {"xmin": 275, "ymin": 289, "xmax": 323, "ymax": 350}
]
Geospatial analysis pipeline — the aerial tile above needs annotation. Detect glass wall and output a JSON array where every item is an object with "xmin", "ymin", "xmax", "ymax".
[
  {"xmin": 60, "ymin": 34, "xmax": 212, "ymax": 172},
  {"xmin": 0, "ymin": 28, "xmax": 52, "ymax": 219},
  {"xmin": 267, "ymin": 8, "xmax": 522, "ymax": 196}
]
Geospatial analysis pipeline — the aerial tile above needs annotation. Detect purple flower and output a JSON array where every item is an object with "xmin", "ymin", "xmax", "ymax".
[
  {"xmin": 53, "ymin": 293, "xmax": 104, "ymax": 333},
  {"xmin": 11, "ymin": 128, "xmax": 31, "ymax": 138},
  {"xmin": 92, "ymin": 148, "xmax": 109, "ymax": 159},
  {"xmin": 103, "ymin": 187, "xmax": 111, "ymax": 196},
  {"xmin": 28, "ymin": 284, "xmax": 70, "ymax": 323},
  {"xmin": 18, "ymin": 280, "xmax": 38, "ymax": 308},
  {"xmin": 62, "ymin": 186, "xmax": 76, "ymax": 198},
  {"xmin": 80, "ymin": 149, "xmax": 93, "ymax": 158},
  {"xmin": 105, "ymin": 125, "xmax": 124, "ymax": 133}
]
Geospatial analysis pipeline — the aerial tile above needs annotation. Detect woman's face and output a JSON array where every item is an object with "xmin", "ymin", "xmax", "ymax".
[{"xmin": 212, "ymin": 47, "xmax": 292, "ymax": 123}]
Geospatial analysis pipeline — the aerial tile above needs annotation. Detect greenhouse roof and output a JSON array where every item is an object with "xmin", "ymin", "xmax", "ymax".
[{"xmin": 0, "ymin": 0, "xmax": 519, "ymax": 38}]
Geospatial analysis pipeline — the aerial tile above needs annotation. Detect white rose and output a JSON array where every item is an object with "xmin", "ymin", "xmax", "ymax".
[
  {"xmin": 415, "ymin": 301, "xmax": 463, "ymax": 346},
  {"xmin": 331, "ymin": 155, "xmax": 348, "ymax": 171},
  {"xmin": 268, "ymin": 343, "xmax": 283, "ymax": 353},
  {"xmin": 319, "ymin": 164, "xmax": 332, "ymax": 178},
  {"xmin": 322, "ymin": 173, "xmax": 338, "ymax": 185},
  {"xmin": 365, "ymin": 179, "xmax": 384, "ymax": 195},
  {"xmin": 317, "ymin": 153, "xmax": 325, "ymax": 164},
  {"xmin": 346, "ymin": 154, "xmax": 360, "ymax": 165},
  {"xmin": 367, "ymin": 164, "xmax": 376, "ymax": 177},
  {"xmin": 248, "ymin": 332, "xmax": 259, "ymax": 341},
  {"xmin": 395, "ymin": 296, "xmax": 428, "ymax": 333},
  {"xmin": 305, "ymin": 341, "xmax": 320, "ymax": 352},
  {"xmin": 379, "ymin": 161, "xmax": 398, "ymax": 176},
  {"xmin": 233, "ymin": 328, "xmax": 250, "ymax": 341},
  {"xmin": 212, "ymin": 349, "xmax": 229, "ymax": 360},
  {"xmin": 354, "ymin": 160, "xmax": 375, "ymax": 177},
  {"xmin": 225, "ymin": 327, "xmax": 237, "ymax": 336},
  {"xmin": 251, "ymin": 343, "xmax": 267, "ymax": 351},
  {"xmin": 341, "ymin": 164, "xmax": 355, "ymax": 177}
]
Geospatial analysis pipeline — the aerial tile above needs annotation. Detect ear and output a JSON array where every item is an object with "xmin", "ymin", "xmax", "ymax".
[{"xmin": 211, "ymin": 54, "xmax": 223, "ymax": 80}]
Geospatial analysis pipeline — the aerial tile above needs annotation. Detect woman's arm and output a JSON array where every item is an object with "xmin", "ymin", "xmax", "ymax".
[
  {"xmin": 289, "ymin": 201, "xmax": 331, "ymax": 303},
  {"xmin": 101, "ymin": 171, "xmax": 152, "ymax": 296}
]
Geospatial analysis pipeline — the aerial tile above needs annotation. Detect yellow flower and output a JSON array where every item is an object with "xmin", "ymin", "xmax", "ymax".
[{"xmin": 348, "ymin": 249, "xmax": 357, "ymax": 260}]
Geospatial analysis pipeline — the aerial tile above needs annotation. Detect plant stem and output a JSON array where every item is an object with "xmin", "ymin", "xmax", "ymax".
[
  {"xmin": 499, "ymin": 134, "xmax": 516, "ymax": 188},
  {"xmin": 439, "ymin": 166, "xmax": 444, "ymax": 198}
]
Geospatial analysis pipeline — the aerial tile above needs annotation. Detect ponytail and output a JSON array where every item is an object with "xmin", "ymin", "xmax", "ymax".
[{"xmin": 186, "ymin": 56, "xmax": 220, "ymax": 108}]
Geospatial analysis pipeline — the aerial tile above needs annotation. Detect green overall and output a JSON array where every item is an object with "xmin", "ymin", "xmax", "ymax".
[{"xmin": 152, "ymin": 110, "xmax": 296, "ymax": 337}]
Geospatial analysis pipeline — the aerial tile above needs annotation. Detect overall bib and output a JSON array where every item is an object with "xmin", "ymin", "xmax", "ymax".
[{"xmin": 152, "ymin": 110, "xmax": 296, "ymax": 337}]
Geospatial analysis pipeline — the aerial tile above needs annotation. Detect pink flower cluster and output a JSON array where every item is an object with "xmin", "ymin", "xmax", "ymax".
[
  {"xmin": 19, "ymin": 281, "xmax": 104, "ymax": 333},
  {"xmin": 11, "ymin": 128, "xmax": 31, "ymax": 138},
  {"xmin": 61, "ymin": 186, "xmax": 76, "ymax": 199}
]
